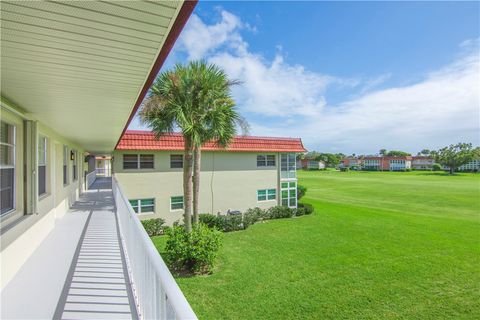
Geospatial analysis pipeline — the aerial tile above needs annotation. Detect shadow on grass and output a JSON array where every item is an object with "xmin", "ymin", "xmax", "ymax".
[{"xmin": 414, "ymin": 172, "xmax": 478, "ymax": 176}]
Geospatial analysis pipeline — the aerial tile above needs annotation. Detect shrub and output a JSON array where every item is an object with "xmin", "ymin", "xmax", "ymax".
[
  {"xmin": 164, "ymin": 224, "xmax": 222, "ymax": 274},
  {"xmin": 340, "ymin": 167, "xmax": 350, "ymax": 172},
  {"xmin": 297, "ymin": 185, "xmax": 307, "ymax": 200},
  {"xmin": 432, "ymin": 163, "xmax": 442, "ymax": 171},
  {"xmin": 298, "ymin": 203, "xmax": 314, "ymax": 215},
  {"xmin": 293, "ymin": 207, "xmax": 306, "ymax": 216},
  {"xmin": 243, "ymin": 207, "xmax": 263, "ymax": 229},
  {"xmin": 141, "ymin": 218, "xmax": 165, "ymax": 237},
  {"xmin": 217, "ymin": 215, "xmax": 243, "ymax": 232},
  {"xmin": 267, "ymin": 206, "xmax": 295, "ymax": 219},
  {"xmin": 199, "ymin": 213, "xmax": 220, "ymax": 229}
]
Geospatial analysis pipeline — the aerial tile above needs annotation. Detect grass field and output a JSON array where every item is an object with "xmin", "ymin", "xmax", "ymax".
[{"xmin": 152, "ymin": 171, "xmax": 480, "ymax": 319}]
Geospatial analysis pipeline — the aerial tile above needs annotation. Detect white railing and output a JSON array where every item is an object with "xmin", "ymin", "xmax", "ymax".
[
  {"xmin": 112, "ymin": 175, "xmax": 197, "ymax": 320},
  {"xmin": 95, "ymin": 167, "xmax": 111, "ymax": 177},
  {"xmin": 86, "ymin": 170, "xmax": 97, "ymax": 189}
]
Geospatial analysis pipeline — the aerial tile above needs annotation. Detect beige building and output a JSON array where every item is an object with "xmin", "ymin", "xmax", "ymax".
[
  {"xmin": 412, "ymin": 156, "xmax": 435, "ymax": 170},
  {"xmin": 114, "ymin": 131, "xmax": 307, "ymax": 225}
]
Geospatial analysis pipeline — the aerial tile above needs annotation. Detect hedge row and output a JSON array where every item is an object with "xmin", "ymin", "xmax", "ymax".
[{"xmin": 199, "ymin": 203, "xmax": 314, "ymax": 232}]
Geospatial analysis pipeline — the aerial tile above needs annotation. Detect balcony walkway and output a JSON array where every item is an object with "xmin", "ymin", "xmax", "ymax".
[{"xmin": 1, "ymin": 178, "xmax": 139, "ymax": 319}]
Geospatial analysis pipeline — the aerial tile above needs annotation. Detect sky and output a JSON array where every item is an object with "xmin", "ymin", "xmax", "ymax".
[{"xmin": 129, "ymin": 1, "xmax": 480, "ymax": 155}]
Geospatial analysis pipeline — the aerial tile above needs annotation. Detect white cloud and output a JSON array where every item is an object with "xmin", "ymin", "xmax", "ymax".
[
  {"xmin": 180, "ymin": 10, "xmax": 246, "ymax": 60},
  {"xmin": 180, "ymin": 10, "xmax": 335, "ymax": 117},
  {"xmin": 176, "ymin": 11, "xmax": 480, "ymax": 153},
  {"xmin": 252, "ymin": 48, "xmax": 480, "ymax": 153}
]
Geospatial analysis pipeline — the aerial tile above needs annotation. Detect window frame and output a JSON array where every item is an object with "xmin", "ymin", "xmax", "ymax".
[
  {"xmin": 38, "ymin": 135, "xmax": 47, "ymax": 196},
  {"xmin": 280, "ymin": 153, "xmax": 296, "ymax": 179},
  {"xmin": 129, "ymin": 198, "xmax": 155, "ymax": 214},
  {"xmin": 281, "ymin": 181, "xmax": 297, "ymax": 208},
  {"xmin": 257, "ymin": 188, "xmax": 277, "ymax": 202},
  {"xmin": 0, "ymin": 121, "xmax": 16, "ymax": 216},
  {"xmin": 170, "ymin": 196, "xmax": 184, "ymax": 211},
  {"xmin": 170, "ymin": 154, "xmax": 183, "ymax": 169},
  {"xmin": 122, "ymin": 154, "xmax": 154, "ymax": 169},
  {"xmin": 257, "ymin": 154, "xmax": 276, "ymax": 167}
]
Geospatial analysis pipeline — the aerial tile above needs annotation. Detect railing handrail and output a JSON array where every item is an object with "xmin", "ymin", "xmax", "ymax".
[
  {"xmin": 112, "ymin": 175, "xmax": 197, "ymax": 320},
  {"xmin": 86, "ymin": 170, "xmax": 96, "ymax": 189}
]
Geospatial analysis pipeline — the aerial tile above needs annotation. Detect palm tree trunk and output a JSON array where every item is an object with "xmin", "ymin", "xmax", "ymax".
[
  {"xmin": 183, "ymin": 139, "xmax": 194, "ymax": 232},
  {"xmin": 193, "ymin": 146, "xmax": 201, "ymax": 225}
]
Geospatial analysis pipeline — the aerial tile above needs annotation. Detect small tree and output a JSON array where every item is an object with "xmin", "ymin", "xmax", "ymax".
[
  {"xmin": 431, "ymin": 143, "xmax": 479, "ymax": 174},
  {"xmin": 379, "ymin": 149, "xmax": 387, "ymax": 156},
  {"xmin": 419, "ymin": 149, "xmax": 431, "ymax": 156},
  {"xmin": 317, "ymin": 153, "xmax": 342, "ymax": 168},
  {"xmin": 386, "ymin": 150, "xmax": 411, "ymax": 157}
]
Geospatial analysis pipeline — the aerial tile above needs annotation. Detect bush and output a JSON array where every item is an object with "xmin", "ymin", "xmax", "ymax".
[
  {"xmin": 432, "ymin": 163, "xmax": 442, "ymax": 171},
  {"xmin": 267, "ymin": 206, "xmax": 295, "ymax": 219},
  {"xmin": 141, "ymin": 218, "xmax": 165, "ymax": 237},
  {"xmin": 199, "ymin": 213, "xmax": 220, "ymax": 229},
  {"xmin": 297, "ymin": 185, "xmax": 307, "ymax": 200},
  {"xmin": 340, "ymin": 167, "xmax": 350, "ymax": 172},
  {"xmin": 164, "ymin": 224, "xmax": 222, "ymax": 274},
  {"xmin": 293, "ymin": 207, "xmax": 306, "ymax": 216},
  {"xmin": 243, "ymin": 207, "xmax": 263, "ymax": 229},
  {"xmin": 298, "ymin": 203, "xmax": 314, "ymax": 215},
  {"xmin": 217, "ymin": 215, "xmax": 243, "ymax": 232}
]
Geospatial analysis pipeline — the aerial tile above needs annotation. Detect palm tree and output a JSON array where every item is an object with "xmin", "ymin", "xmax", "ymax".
[{"xmin": 140, "ymin": 61, "xmax": 247, "ymax": 231}]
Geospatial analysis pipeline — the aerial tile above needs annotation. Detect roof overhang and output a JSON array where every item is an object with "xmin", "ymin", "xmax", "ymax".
[{"xmin": 1, "ymin": 0, "xmax": 196, "ymax": 153}]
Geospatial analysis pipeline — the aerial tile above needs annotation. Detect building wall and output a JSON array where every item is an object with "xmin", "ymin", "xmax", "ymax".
[
  {"xmin": 1, "ymin": 103, "xmax": 85, "ymax": 289},
  {"xmin": 458, "ymin": 159, "xmax": 480, "ymax": 171},
  {"xmin": 113, "ymin": 151, "xmax": 283, "ymax": 225}
]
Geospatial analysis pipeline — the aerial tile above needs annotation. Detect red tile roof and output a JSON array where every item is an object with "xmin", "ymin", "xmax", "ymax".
[{"xmin": 117, "ymin": 130, "xmax": 307, "ymax": 153}]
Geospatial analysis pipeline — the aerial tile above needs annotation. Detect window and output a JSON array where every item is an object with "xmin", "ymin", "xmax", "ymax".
[
  {"xmin": 63, "ymin": 146, "xmax": 68, "ymax": 185},
  {"xmin": 38, "ymin": 136, "xmax": 47, "ymax": 196},
  {"xmin": 170, "ymin": 154, "xmax": 183, "ymax": 168},
  {"xmin": 129, "ymin": 198, "xmax": 155, "ymax": 214},
  {"xmin": 1, "ymin": 121, "xmax": 15, "ymax": 215},
  {"xmin": 281, "ymin": 153, "xmax": 296, "ymax": 179},
  {"xmin": 257, "ymin": 189, "xmax": 276, "ymax": 201},
  {"xmin": 170, "ymin": 196, "xmax": 184, "ymax": 210},
  {"xmin": 122, "ymin": 154, "xmax": 154, "ymax": 169},
  {"xmin": 72, "ymin": 150, "xmax": 78, "ymax": 181},
  {"xmin": 281, "ymin": 181, "xmax": 297, "ymax": 208},
  {"xmin": 140, "ymin": 154, "xmax": 154, "ymax": 169},
  {"xmin": 257, "ymin": 154, "xmax": 275, "ymax": 167},
  {"xmin": 123, "ymin": 154, "xmax": 138, "ymax": 169}
]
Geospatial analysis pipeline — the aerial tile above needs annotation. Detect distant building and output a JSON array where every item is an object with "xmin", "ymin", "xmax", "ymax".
[
  {"xmin": 458, "ymin": 159, "xmax": 480, "ymax": 172},
  {"xmin": 297, "ymin": 159, "xmax": 326, "ymax": 170},
  {"xmin": 362, "ymin": 156, "xmax": 412, "ymax": 171},
  {"xmin": 411, "ymin": 156, "xmax": 435, "ymax": 170},
  {"xmin": 341, "ymin": 157, "xmax": 363, "ymax": 169}
]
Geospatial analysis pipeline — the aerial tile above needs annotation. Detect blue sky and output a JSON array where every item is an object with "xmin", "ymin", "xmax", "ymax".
[{"xmin": 130, "ymin": 1, "xmax": 480, "ymax": 154}]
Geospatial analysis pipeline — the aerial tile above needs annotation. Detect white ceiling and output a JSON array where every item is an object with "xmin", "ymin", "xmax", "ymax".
[{"xmin": 1, "ymin": 1, "xmax": 183, "ymax": 153}]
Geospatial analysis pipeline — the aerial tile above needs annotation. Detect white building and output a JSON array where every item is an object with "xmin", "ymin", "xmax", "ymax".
[
  {"xmin": 389, "ymin": 159, "xmax": 412, "ymax": 171},
  {"xmin": 458, "ymin": 159, "xmax": 480, "ymax": 171}
]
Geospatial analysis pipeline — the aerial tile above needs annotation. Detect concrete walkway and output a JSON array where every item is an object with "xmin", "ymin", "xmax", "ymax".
[{"xmin": 1, "ymin": 178, "xmax": 138, "ymax": 320}]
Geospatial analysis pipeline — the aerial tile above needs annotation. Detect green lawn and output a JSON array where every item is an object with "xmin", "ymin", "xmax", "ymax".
[{"xmin": 152, "ymin": 171, "xmax": 480, "ymax": 319}]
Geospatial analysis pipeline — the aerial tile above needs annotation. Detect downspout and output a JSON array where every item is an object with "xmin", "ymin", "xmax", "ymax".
[{"xmin": 210, "ymin": 152, "xmax": 215, "ymax": 214}]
